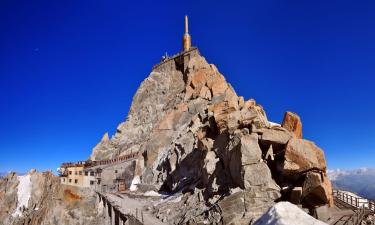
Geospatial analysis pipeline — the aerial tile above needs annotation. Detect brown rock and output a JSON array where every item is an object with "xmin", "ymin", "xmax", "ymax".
[
  {"xmin": 191, "ymin": 70, "xmax": 207, "ymax": 89},
  {"xmin": 243, "ymin": 99, "xmax": 269, "ymax": 128},
  {"xmin": 209, "ymin": 102, "xmax": 237, "ymax": 133},
  {"xmin": 282, "ymin": 111, "xmax": 303, "ymax": 139},
  {"xmin": 198, "ymin": 85, "xmax": 212, "ymax": 100},
  {"xmin": 302, "ymin": 172, "xmax": 333, "ymax": 207},
  {"xmin": 283, "ymin": 137, "xmax": 327, "ymax": 176},
  {"xmin": 211, "ymin": 79, "xmax": 228, "ymax": 97},
  {"xmin": 184, "ymin": 85, "xmax": 194, "ymax": 101},
  {"xmin": 157, "ymin": 103, "xmax": 189, "ymax": 130},
  {"xmin": 290, "ymin": 187, "xmax": 302, "ymax": 204}
]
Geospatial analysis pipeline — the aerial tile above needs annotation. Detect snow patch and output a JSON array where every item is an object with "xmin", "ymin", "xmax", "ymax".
[
  {"xmin": 129, "ymin": 176, "xmax": 140, "ymax": 191},
  {"xmin": 153, "ymin": 193, "xmax": 183, "ymax": 206},
  {"xmin": 269, "ymin": 121, "xmax": 281, "ymax": 127},
  {"xmin": 12, "ymin": 174, "xmax": 32, "ymax": 217},
  {"xmin": 144, "ymin": 191, "xmax": 162, "ymax": 197},
  {"xmin": 254, "ymin": 202, "xmax": 327, "ymax": 225},
  {"xmin": 170, "ymin": 195, "xmax": 182, "ymax": 203}
]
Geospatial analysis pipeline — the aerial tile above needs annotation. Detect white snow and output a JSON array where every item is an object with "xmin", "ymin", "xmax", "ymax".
[
  {"xmin": 254, "ymin": 202, "xmax": 328, "ymax": 225},
  {"xmin": 144, "ymin": 191, "xmax": 162, "ymax": 197},
  {"xmin": 129, "ymin": 175, "xmax": 140, "ymax": 191},
  {"xmin": 12, "ymin": 174, "xmax": 32, "ymax": 217},
  {"xmin": 269, "ymin": 121, "xmax": 281, "ymax": 127},
  {"xmin": 153, "ymin": 192, "xmax": 183, "ymax": 206}
]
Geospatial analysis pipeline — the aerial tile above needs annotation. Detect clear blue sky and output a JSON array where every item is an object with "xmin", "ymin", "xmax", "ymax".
[{"xmin": 1, "ymin": 0, "xmax": 374, "ymax": 173}]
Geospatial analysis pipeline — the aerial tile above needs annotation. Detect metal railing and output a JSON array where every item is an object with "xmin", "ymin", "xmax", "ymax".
[{"xmin": 333, "ymin": 189, "xmax": 375, "ymax": 213}]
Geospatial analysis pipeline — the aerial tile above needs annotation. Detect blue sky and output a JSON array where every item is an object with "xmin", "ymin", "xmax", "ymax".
[{"xmin": 0, "ymin": 0, "xmax": 374, "ymax": 173}]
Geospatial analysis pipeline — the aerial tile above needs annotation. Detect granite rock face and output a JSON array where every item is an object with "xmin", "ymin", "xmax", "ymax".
[
  {"xmin": 92, "ymin": 51, "xmax": 332, "ymax": 224},
  {"xmin": 282, "ymin": 111, "xmax": 303, "ymax": 139},
  {"xmin": 88, "ymin": 50, "xmax": 332, "ymax": 224}
]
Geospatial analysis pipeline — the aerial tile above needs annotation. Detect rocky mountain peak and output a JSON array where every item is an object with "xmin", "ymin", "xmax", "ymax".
[{"xmin": 88, "ymin": 49, "xmax": 333, "ymax": 223}]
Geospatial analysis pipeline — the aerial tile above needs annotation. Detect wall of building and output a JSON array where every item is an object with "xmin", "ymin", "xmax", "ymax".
[
  {"xmin": 95, "ymin": 161, "xmax": 136, "ymax": 192},
  {"xmin": 60, "ymin": 166, "xmax": 96, "ymax": 188}
]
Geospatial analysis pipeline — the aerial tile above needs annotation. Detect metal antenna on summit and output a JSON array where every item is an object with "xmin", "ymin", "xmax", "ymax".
[{"xmin": 183, "ymin": 15, "xmax": 191, "ymax": 51}]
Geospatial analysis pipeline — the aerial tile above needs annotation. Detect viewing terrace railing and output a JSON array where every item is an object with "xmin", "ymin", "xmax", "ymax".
[
  {"xmin": 92, "ymin": 151, "xmax": 139, "ymax": 167},
  {"xmin": 333, "ymin": 189, "xmax": 375, "ymax": 212}
]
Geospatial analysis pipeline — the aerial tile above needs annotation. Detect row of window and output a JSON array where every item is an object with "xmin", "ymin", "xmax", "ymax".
[
  {"xmin": 67, "ymin": 171, "xmax": 95, "ymax": 176},
  {"xmin": 62, "ymin": 178, "xmax": 95, "ymax": 185}
]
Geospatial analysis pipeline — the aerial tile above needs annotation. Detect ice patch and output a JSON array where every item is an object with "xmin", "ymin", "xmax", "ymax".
[
  {"xmin": 12, "ymin": 174, "xmax": 32, "ymax": 217},
  {"xmin": 254, "ymin": 201, "xmax": 327, "ymax": 225},
  {"xmin": 129, "ymin": 176, "xmax": 140, "ymax": 191}
]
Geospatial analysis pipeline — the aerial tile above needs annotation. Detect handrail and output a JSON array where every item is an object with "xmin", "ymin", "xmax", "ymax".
[
  {"xmin": 97, "ymin": 192, "xmax": 144, "ymax": 224},
  {"xmin": 333, "ymin": 189, "xmax": 375, "ymax": 213}
]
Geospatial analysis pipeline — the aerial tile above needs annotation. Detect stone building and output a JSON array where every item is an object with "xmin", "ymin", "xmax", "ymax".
[{"xmin": 58, "ymin": 161, "xmax": 96, "ymax": 188}]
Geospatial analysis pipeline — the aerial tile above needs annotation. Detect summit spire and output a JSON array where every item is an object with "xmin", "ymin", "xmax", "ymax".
[{"xmin": 183, "ymin": 15, "xmax": 191, "ymax": 51}]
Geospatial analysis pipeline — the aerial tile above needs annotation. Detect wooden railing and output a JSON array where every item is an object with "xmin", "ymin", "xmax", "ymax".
[{"xmin": 97, "ymin": 192, "xmax": 143, "ymax": 225}]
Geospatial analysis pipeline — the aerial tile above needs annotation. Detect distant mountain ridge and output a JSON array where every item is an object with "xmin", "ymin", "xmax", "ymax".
[
  {"xmin": 328, "ymin": 168, "xmax": 375, "ymax": 200},
  {"xmin": 0, "ymin": 172, "xmax": 6, "ymax": 178}
]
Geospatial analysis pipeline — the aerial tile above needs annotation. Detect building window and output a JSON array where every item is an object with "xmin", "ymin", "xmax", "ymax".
[
  {"xmin": 90, "ymin": 181, "xmax": 94, "ymax": 185},
  {"xmin": 75, "ymin": 171, "xmax": 78, "ymax": 175},
  {"xmin": 85, "ymin": 171, "xmax": 88, "ymax": 176},
  {"xmin": 69, "ymin": 179, "xmax": 72, "ymax": 183},
  {"xmin": 74, "ymin": 179, "xmax": 78, "ymax": 184},
  {"xmin": 115, "ymin": 170, "xmax": 118, "ymax": 173},
  {"xmin": 69, "ymin": 171, "xmax": 72, "ymax": 175},
  {"xmin": 79, "ymin": 171, "xmax": 82, "ymax": 175},
  {"xmin": 97, "ymin": 179, "xmax": 101, "ymax": 185},
  {"xmin": 90, "ymin": 172, "xmax": 95, "ymax": 176}
]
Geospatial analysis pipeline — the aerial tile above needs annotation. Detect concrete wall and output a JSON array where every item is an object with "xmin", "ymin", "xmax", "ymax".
[{"xmin": 96, "ymin": 160, "xmax": 136, "ymax": 192}]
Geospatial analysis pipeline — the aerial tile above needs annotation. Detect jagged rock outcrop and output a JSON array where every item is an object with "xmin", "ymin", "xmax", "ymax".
[
  {"xmin": 89, "ymin": 49, "xmax": 333, "ymax": 224},
  {"xmin": 0, "ymin": 171, "xmax": 105, "ymax": 225},
  {"xmin": 281, "ymin": 111, "xmax": 303, "ymax": 139}
]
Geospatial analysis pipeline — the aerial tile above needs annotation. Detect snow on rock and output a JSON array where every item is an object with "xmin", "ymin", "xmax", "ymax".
[
  {"xmin": 269, "ymin": 121, "xmax": 281, "ymax": 127},
  {"xmin": 129, "ymin": 175, "xmax": 140, "ymax": 191},
  {"xmin": 254, "ymin": 202, "xmax": 328, "ymax": 225},
  {"xmin": 12, "ymin": 174, "xmax": 32, "ymax": 217},
  {"xmin": 144, "ymin": 191, "xmax": 162, "ymax": 197}
]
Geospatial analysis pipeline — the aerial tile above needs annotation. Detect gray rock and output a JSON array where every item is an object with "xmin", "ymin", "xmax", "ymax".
[{"xmin": 260, "ymin": 127, "xmax": 292, "ymax": 146}]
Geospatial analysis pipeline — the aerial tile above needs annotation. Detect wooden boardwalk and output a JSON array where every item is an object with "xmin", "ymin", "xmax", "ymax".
[{"xmin": 327, "ymin": 190, "xmax": 375, "ymax": 225}]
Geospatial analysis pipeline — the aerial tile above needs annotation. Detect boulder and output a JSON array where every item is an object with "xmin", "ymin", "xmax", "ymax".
[
  {"xmin": 209, "ymin": 102, "xmax": 237, "ymax": 133},
  {"xmin": 290, "ymin": 187, "xmax": 303, "ymax": 204},
  {"xmin": 218, "ymin": 191, "xmax": 247, "ymax": 225},
  {"xmin": 219, "ymin": 189, "xmax": 281, "ymax": 225},
  {"xmin": 260, "ymin": 127, "xmax": 292, "ymax": 146},
  {"xmin": 282, "ymin": 111, "xmax": 303, "ymax": 139},
  {"xmin": 301, "ymin": 172, "xmax": 333, "ymax": 207},
  {"xmin": 243, "ymin": 162, "xmax": 279, "ymax": 190},
  {"xmin": 228, "ymin": 134, "xmax": 279, "ymax": 191},
  {"xmin": 239, "ymin": 134, "xmax": 262, "ymax": 165},
  {"xmin": 283, "ymin": 137, "xmax": 327, "ymax": 176}
]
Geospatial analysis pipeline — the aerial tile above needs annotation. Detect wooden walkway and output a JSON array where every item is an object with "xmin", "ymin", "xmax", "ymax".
[{"xmin": 328, "ymin": 190, "xmax": 375, "ymax": 225}]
